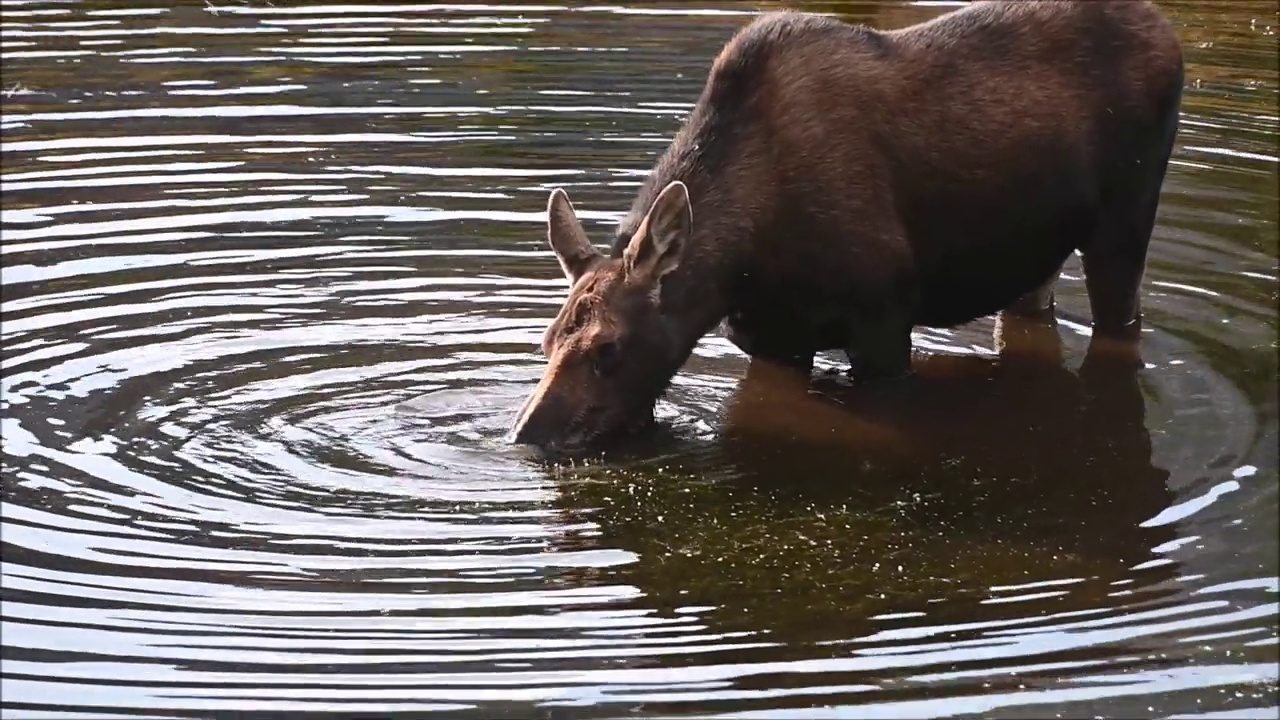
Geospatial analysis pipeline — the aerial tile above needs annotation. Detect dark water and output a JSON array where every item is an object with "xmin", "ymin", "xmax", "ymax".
[{"xmin": 1, "ymin": 1, "xmax": 1277, "ymax": 717}]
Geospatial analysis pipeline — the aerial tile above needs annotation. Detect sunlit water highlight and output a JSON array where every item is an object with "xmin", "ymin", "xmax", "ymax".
[{"xmin": 1, "ymin": 1, "xmax": 1277, "ymax": 717}]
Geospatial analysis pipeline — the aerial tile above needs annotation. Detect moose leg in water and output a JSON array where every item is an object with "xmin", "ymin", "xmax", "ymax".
[
  {"xmin": 723, "ymin": 296, "xmax": 855, "ymax": 374},
  {"xmin": 843, "ymin": 306, "xmax": 914, "ymax": 380},
  {"xmin": 1082, "ymin": 76, "xmax": 1184, "ymax": 340},
  {"xmin": 1003, "ymin": 265, "xmax": 1062, "ymax": 320},
  {"xmin": 722, "ymin": 307, "xmax": 822, "ymax": 373}
]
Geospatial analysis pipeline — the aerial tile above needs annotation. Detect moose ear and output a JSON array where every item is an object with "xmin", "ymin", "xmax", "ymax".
[
  {"xmin": 623, "ymin": 180, "xmax": 692, "ymax": 283},
  {"xmin": 546, "ymin": 188, "xmax": 602, "ymax": 283}
]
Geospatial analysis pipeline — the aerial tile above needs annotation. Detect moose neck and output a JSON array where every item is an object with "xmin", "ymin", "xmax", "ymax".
[
  {"xmin": 657, "ymin": 243, "xmax": 735, "ymax": 362},
  {"xmin": 619, "ymin": 129, "xmax": 764, "ymax": 379}
]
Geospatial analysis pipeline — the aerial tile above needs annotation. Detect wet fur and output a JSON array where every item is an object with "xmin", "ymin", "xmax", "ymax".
[{"xmin": 615, "ymin": 0, "xmax": 1184, "ymax": 373}]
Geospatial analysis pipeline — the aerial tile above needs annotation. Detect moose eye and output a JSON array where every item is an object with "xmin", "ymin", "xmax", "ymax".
[{"xmin": 593, "ymin": 340, "xmax": 621, "ymax": 376}]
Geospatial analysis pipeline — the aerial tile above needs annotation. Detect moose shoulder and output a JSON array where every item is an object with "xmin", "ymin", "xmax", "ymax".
[{"xmin": 512, "ymin": 0, "xmax": 1184, "ymax": 452}]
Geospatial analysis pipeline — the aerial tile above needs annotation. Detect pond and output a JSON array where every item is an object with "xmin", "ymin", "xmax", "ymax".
[{"xmin": 1, "ymin": 0, "xmax": 1276, "ymax": 717}]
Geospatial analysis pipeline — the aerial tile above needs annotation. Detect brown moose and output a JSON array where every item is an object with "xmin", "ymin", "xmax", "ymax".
[{"xmin": 512, "ymin": 0, "xmax": 1184, "ymax": 451}]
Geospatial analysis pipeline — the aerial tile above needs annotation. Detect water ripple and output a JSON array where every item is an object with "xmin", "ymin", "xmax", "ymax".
[{"xmin": 1, "ymin": 0, "xmax": 1276, "ymax": 717}]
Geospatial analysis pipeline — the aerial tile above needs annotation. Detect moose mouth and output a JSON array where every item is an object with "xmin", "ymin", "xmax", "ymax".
[{"xmin": 513, "ymin": 408, "xmax": 658, "ymax": 461}]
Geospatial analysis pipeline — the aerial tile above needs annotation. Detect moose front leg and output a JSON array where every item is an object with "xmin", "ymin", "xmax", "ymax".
[
  {"xmin": 844, "ymin": 310, "xmax": 914, "ymax": 381},
  {"xmin": 723, "ymin": 310, "xmax": 817, "ymax": 373}
]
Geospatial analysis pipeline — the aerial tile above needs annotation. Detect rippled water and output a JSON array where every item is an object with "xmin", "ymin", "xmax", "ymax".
[{"xmin": 2, "ymin": 1, "xmax": 1277, "ymax": 717}]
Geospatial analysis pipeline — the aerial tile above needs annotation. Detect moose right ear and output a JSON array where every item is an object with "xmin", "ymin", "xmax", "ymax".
[{"xmin": 546, "ymin": 188, "xmax": 602, "ymax": 283}]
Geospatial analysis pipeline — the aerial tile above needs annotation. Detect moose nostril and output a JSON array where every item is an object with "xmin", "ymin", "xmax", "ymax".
[
  {"xmin": 512, "ymin": 397, "xmax": 558, "ymax": 447},
  {"xmin": 514, "ymin": 423, "xmax": 545, "ymax": 445},
  {"xmin": 512, "ymin": 411, "xmax": 542, "ymax": 445},
  {"xmin": 511, "ymin": 408, "xmax": 536, "ymax": 444},
  {"xmin": 516, "ymin": 425, "xmax": 567, "ymax": 453}
]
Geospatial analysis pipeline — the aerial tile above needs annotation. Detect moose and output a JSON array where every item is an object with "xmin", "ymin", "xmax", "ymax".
[{"xmin": 511, "ymin": 0, "xmax": 1184, "ymax": 452}]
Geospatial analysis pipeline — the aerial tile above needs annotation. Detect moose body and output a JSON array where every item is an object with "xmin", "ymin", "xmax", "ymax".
[{"xmin": 512, "ymin": 0, "xmax": 1184, "ymax": 451}]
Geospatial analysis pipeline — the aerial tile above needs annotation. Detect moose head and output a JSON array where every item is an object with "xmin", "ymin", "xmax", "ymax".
[{"xmin": 511, "ymin": 180, "xmax": 696, "ymax": 452}]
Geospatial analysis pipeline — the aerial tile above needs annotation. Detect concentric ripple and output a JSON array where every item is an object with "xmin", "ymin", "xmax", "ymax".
[{"xmin": 1, "ymin": 0, "xmax": 1277, "ymax": 717}]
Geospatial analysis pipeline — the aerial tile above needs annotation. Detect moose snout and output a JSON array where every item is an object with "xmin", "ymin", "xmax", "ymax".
[
  {"xmin": 511, "ymin": 402, "xmax": 551, "ymax": 447},
  {"xmin": 511, "ymin": 372, "xmax": 651, "ymax": 452},
  {"xmin": 511, "ymin": 383, "xmax": 570, "ymax": 449}
]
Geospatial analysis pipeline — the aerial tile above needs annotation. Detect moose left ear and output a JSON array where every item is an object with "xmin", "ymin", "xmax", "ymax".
[{"xmin": 623, "ymin": 180, "xmax": 692, "ymax": 282}]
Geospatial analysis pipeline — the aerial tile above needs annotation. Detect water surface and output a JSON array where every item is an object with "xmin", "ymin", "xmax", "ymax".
[{"xmin": 2, "ymin": 0, "xmax": 1277, "ymax": 717}]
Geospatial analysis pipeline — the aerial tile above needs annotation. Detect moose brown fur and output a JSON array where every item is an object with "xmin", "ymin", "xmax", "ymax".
[{"xmin": 512, "ymin": 0, "xmax": 1184, "ymax": 451}]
